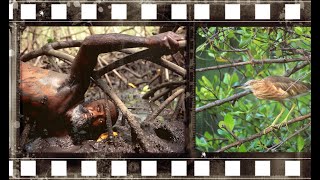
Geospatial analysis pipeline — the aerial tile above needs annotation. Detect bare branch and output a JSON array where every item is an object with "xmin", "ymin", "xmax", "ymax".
[
  {"xmin": 149, "ymin": 86, "xmax": 177, "ymax": 102},
  {"xmin": 92, "ymin": 78, "xmax": 150, "ymax": 152},
  {"xmin": 215, "ymin": 113, "xmax": 311, "ymax": 152},
  {"xmin": 97, "ymin": 57, "xmax": 113, "ymax": 88},
  {"xmin": 94, "ymin": 42, "xmax": 187, "ymax": 77},
  {"xmin": 121, "ymin": 66, "xmax": 149, "ymax": 79},
  {"xmin": 196, "ymin": 90, "xmax": 252, "ymax": 113},
  {"xmin": 171, "ymin": 93, "xmax": 185, "ymax": 120},
  {"xmin": 283, "ymin": 61, "xmax": 310, "ymax": 77},
  {"xmin": 279, "ymin": 27, "xmax": 311, "ymax": 39},
  {"xmin": 142, "ymin": 81, "xmax": 186, "ymax": 100},
  {"xmin": 266, "ymin": 122, "xmax": 311, "ymax": 152},
  {"xmin": 21, "ymin": 38, "xmax": 187, "ymax": 78},
  {"xmin": 221, "ymin": 124, "xmax": 240, "ymax": 141},
  {"xmin": 145, "ymin": 88, "xmax": 185, "ymax": 122},
  {"xmin": 20, "ymin": 40, "xmax": 82, "ymax": 62},
  {"xmin": 196, "ymin": 57, "xmax": 310, "ymax": 72},
  {"xmin": 47, "ymin": 49, "xmax": 73, "ymax": 65}
]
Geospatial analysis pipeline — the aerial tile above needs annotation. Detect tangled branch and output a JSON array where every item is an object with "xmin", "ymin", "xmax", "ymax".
[
  {"xmin": 142, "ymin": 80, "xmax": 186, "ymax": 100},
  {"xmin": 20, "ymin": 40, "xmax": 82, "ymax": 62},
  {"xmin": 145, "ymin": 88, "xmax": 185, "ymax": 122},
  {"xmin": 215, "ymin": 113, "xmax": 311, "ymax": 152},
  {"xmin": 93, "ymin": 47, "xmax": 186, "ymax": 78},
  {"xmin": 21, "ymin": 39, "xmax": 187, "ymax": 77},
  {"xmin": 93, "ymin": 78, "xmax": 150, "ymax": 152},
  {"xmin": 266, "ymin": 122, "xmax": 311, "ymax": 152}
]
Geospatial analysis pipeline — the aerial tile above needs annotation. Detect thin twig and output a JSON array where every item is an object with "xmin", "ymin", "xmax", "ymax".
[
  {"xmin": 98, "ymin": 57, "xmax": 113, "ymax": 88},
  {"xmin": 20, "ymin": 40, "xmax": 82, "ymax": 62},
  {"xmin": 171, "ymin": 93, "xmax": 185, "ymax": 121},
  {"xmin": 149, "ymin": 86, "xmax": 178, "ymax": 102},
  {"xmin": 142, "ymin": 81, "xmax": 186, "ymax": 99},
  {"xmin": 121, "ymin": 66, "xmax": 148, "ymax": 79},
  {"xmin": 196, "ymin": 90, "xmax": 252, "ymax": 113},
  {"xmin": 221, "ymin": 124, "xmax": 240, "ymax": 141},
  {"xmin": 215, "ymin": 113, "xmax": 311, "ymax": 152},
  {"xmin": 145, "ymin": 88, "xmax": 185, "ymax": 122},
  {"xmin": 100, "ymin": 56, "xmax": 129, "ymax": 85},
  {"xmin": 94, "ymin": 44, "xmax": 187, "ymax": 78},
  {"xmin": 92, "ymin": 78, "xmax": 150, "ymax": 152},
  {"xmin": 266, "ymin": 122, "xmax": 311, "ymax": 152},
  {"xmin": 196, "ymin": 57, "xmax": 310, "ymax": 72},
  {"xmin": 279, "ymin": 27, "xmax": 311, "ymax": 39},
  {"xmin": 148, "ymin": 72, "xmax": 161, "ymax": 85},
  {"xmin": 283, "ymin": 61, "xmax": 310, "ymax": 77}
]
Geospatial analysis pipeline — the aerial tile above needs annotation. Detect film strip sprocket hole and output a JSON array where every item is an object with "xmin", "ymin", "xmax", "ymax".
[
  {"xmin": 9, "ymin": 0, "xmax": 311, "ymax": 179},
  {"xmin": 8, "ymin": 1, "xmax": 310, "ymax": 21},
  {"xmin": 9, "ymin": 158, "xmax": 311, "ymax": 177}
]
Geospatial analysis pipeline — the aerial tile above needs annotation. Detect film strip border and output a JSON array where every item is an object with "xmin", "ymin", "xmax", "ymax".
[
  {"xmin": 8, "ymin": 1, "xmax": 311, "ymax": 22},
  {"xmin": 9, "ymin": 158, "xmax": 311, "ymax": 178}
]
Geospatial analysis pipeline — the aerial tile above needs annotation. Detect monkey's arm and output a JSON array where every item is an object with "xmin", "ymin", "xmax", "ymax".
[{"xmin": 69, "ymin": 32, "xmax": 183, "ymax": 86}]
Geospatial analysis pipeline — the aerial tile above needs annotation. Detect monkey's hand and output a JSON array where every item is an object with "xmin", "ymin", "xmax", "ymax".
[{"xmin": 147, "ymin": 31, "xmax": 185, "ymax": 52}]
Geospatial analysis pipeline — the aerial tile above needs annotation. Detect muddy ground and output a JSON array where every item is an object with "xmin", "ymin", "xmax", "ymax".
[{"xmin": 24, "ymin": 87, "xmax": 186, "ymax": 154}]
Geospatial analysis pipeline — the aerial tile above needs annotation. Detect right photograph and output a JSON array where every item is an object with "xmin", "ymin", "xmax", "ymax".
[{"xmin": 195, "ymin": 27, "xmax": 311, "ymax": 152}]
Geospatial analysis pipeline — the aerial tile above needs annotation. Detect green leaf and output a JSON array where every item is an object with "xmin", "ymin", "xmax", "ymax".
[
  {"xmin": 275, "ymin": 50, "xmax": 282, "ymax": 57},
  {"xmin": 196, "ymin": 43, "xmax": 207, "ymax": 52},
  {"xmin": 276, "ymin": 31, "xmax": 283, "ymax": 41},
  {"xmin": 223, "ymin": 73, "xmax": 231, "ymax": 85},
  {"xmin": 238, "ymin": 144, "xmax": 247, "ymax": 152},
  {"xmin": 224, "ymin": 113, "xmax": 235, "ymax": 131},
  {"xmin": 47, "ymin": 38, "xmax": 54, "ymax": 43},
  {"xmin": 197, "ymin": 29, "xmax": 205, "ymax": 37},
  {"xmin": 239, "ymin": 38, "xmax": 251, "ymax": 48},
  {"xmin": 208, "ymin": 51, "xmax": 215, "ymax": 58},
  {"xmin": 208, "ymin": 27, "xmax": 216, "ymax": 34},
  {"xmin": 198, "ymin": 79, "xmax": 204, "ymax": 87},
  {"xmin": 218, "ymin": 121, "xmax": 226, "ymax": 129},
  {"xmin": 227, "ymin": 31, "xmax": 235, "ymax": 38},
  {"xmin": 196, "ymin": 136, "xmax": 207, "ymax": 146},
  {"xmin": 217, "ymin": 129, "xmax": 226, "ymax": 136},
  {"xmin": 142, "ymin": 85, "xmax": 150, "ymax": 92},
  {"xmin": 230, "ymin": 73, "xmax": 239, "ymax": 85},
  {"xmin": 294, "ymin": 27, "xmax": 303, "ymax": 35},
  {"xmin": 204, "ymin": 131, "xmax": 213, "ymax": 140},
  {"xmin": 287, "ymin": 39, "xmax": 301, "ymax": 43},
  {"xmin": 230, "ymin": 111, "xmax": 245, "ymax": 116},
  {"xmin": 297, "ymin": 136, "xmax": 305, "ymax": 152},
  {"xmin": 202, "ymin": 76, "xmax": 213, "ymax": 88}
]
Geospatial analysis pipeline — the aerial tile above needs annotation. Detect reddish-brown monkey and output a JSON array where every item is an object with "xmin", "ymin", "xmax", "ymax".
[{"xmin": 20, "ymin": 31, "xmax": 184, "ymax": 142}]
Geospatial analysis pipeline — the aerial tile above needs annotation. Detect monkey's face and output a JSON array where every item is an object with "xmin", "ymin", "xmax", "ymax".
[{"xmin": 67, "ymin": 99, "xmax": 118, "ymax": 139}]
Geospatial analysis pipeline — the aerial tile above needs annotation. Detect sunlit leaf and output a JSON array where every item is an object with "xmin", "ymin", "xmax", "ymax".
[
  {"xmin": 224, "ymin": 113, "xmax": 235, "ymax": 131},
  {"xmin": 223, "ymin": 73, "xmax": 231, "ymax": 85},
  {"xmin": 218, "ymin": 121, "xmax": 226, "ymax": 129},
  {"xmin": 196, "ymin": 43, "xmax": 207, "ymax": 52},
  {"xmin": 216, "ymin": 56, "xmax": 229, "ymax": 63},
  {"xmin": 238, "ymin": 144, "xmax": 247, "ymax": 152},
  {"xmin": 297, "ymin": 135, "xmax": 305, "ymax": 152},
  {"xmin": 202, "ymin": 76, "xmax": 213, "ymax": 88},
  {"xmin": 204, "ymin": 131, "xmax": 213, "ymax": 140},
  {"xmin": 294, "ymin": 27, "xmax": 303, "ymax": 35}
]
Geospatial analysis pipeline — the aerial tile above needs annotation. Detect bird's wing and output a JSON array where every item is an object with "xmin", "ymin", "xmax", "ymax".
[{"xmin": 264, "ymin": 76, "xmax": 311, "ymax": 97}]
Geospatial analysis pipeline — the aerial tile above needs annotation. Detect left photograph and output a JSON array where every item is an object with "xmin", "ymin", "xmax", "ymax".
[{"xmin": 18, "ymin": 26, "xmax": 187, "ymax": 154}]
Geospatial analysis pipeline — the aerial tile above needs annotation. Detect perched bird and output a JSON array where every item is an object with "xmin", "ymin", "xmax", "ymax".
[{"xmin": 235, "ymin": 76, "xmax": 311, "ymax": 129}]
